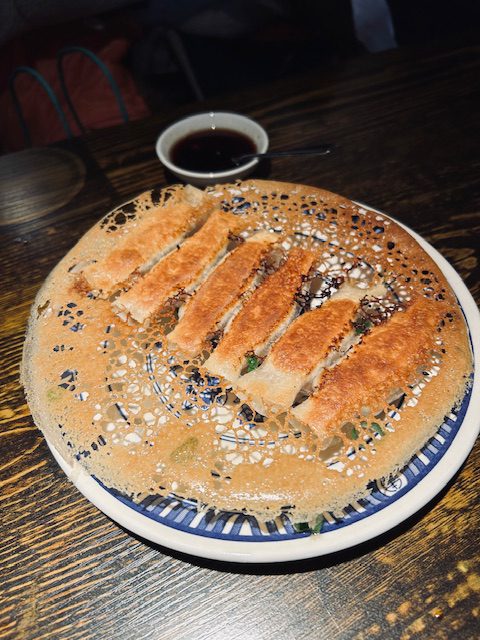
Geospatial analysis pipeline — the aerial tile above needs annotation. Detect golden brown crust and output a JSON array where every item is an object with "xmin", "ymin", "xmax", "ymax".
[
  {"xmin": 270, "ymin": 298, "xmax": 358, "ymax": 374},
  {"xmin": 114, "ymin": 210, "xmax": 240, "ymax": 323},
  {"xmin": 291, "ymin": 295, "xmax": 445, "ymax": 436},
  {"xmin": 238, "ymin": 298, "xmax": 358, "ymax": 414},
  {"xmin": 167, "ymin": 232, "xmax": 275, "ymax": 358},
  {"xmin": 21, "ymin": 180, "xmax": 473, "ymax": 523},
  {"xmin": 81, "ymin": 187, "xmax": 211, "ymax": 295},
  {"xmin": 205, "ymin": 247, "xmax": 315, "ymax": 382}
]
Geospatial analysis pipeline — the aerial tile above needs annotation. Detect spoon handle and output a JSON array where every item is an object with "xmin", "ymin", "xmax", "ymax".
[{"xmin": 233, "ymin": 145, "xmax": 334, "ymax": 164}]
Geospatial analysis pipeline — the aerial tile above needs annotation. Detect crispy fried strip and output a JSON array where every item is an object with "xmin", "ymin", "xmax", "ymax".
[
  {"xmin": 238, "ymin": 297, "xmax": 359, "ymax": 414},
  {"xmin": 114, "ymin": 211, "xmax": 240, "ymax": 323},
  {"xmin": 238, "ymin": 282, "xmax": 388, "ymax": 414},
  {"xmin": 291, "ymin": 296, "xmax": 441, "ymax": 436},
  {"xmin": 168, "ymin": 232, "xmax": 276, "ymax": 358},
  {"xmin": 205, "ymin": 247, "xmax": 315, "ymax": 383},
  {"xmin": 81, "ymin": 186, "xmax": 211, "ymax": 295}
]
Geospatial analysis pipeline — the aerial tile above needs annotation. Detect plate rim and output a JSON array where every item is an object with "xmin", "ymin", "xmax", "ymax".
[{"xmin": 44, "ymin": 205, "xmax": 480, "ymax": 563}]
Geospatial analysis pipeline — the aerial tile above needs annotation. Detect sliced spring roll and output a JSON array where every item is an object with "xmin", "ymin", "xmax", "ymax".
[
  {"xmin": 82, "ymin": 185, "xmax": 211, "ymax": 296},
  {"xmin": 237, "ymin": 282, "xmax": 387, "ymax": 414},
  {"xmin": 205, "ymin": 247, "xmax": 315, "ymax": 384},
  {"xmin": 168, "ymin": 232, "xmax": 276, "ymax": 358},
  {"xmin": 291, "ymin": 296, "xmax": 440, "ymax": 437},
  {"xmin": 114, "ymin": 211, "xmax": 240, "ymax": 323},
  {"xmin": 237, "ymin": 301, "xmax": 356, "ymax": 415}
]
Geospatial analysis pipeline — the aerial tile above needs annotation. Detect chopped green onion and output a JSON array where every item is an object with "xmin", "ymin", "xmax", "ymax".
[
  {"xmin": 371, "ymin": 422, "xmax": 385, "ymax": 436},
  {"xmin": 311, "ymin": 514, "xmax": 325, "ymax": 534},
  {"xmin": 293, "ymin": 521, "xmax": 310, "ymax": 533},
  {"xmin": 293, "ymin": 514, "xmax": 325, "ymax": 534},
  {"xmin": 341, "ymin": 422, "xmax": 359, "ymax": 440},
  {"xmin": 170, "ymin": 436, "xmax": 198, "ymax": 463},
  {"xmin": 354, "ymin": 318, "xmax": 373, "ymax": 335},
  {"xmin": 246, "ymin": 355, "xmax": 261, "ymax": 372}
]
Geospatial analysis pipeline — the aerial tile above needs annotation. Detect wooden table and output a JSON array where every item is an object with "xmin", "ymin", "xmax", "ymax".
[{"xmin": 1, "ymin": 37, "xmax": 479, "ymax": 640}]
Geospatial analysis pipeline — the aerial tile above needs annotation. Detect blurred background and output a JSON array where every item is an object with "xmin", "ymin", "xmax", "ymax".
[{"xmin": 0, "ymin": 0, "xmax": 478, "ymax": 153}]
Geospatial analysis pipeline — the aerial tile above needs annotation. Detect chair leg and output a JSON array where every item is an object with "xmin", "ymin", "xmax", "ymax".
[
  {"xmin": 165, "ymin": 29, "xmax": 205, "ymax": 102},
  {"xmin": 9, "ymin": 66, "xmax": 73, "ymax": 148},
  {"xmin": 56, "ymin": 46, "xmax": 130, "ymax": 135}
]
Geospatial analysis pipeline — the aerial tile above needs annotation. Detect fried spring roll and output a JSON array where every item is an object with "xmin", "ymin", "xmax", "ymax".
[
  {"xmin": 291, "ymin": 297, "xmax": 440, "ymax": 437},
  {"xmin": 114, "ymin": 211, "xmax": 240, "ymax": 323},
  {"xmin": 82, "ymin": 185, "xmax": 211, "ymax": 295},
  {"xmin": 168, "ymin": 232, "xmax": 276, "ymax": 358},
  {"xmin": 205, "ymin": 247, "xmax": 315, "ymax": 384},
  {"xmin": 237, "ymin": 298, "xmax": 358, "ymax": 415},
  {"xmin": 238, "ymin": 282, "xmax": 387, "ymax": 414}
]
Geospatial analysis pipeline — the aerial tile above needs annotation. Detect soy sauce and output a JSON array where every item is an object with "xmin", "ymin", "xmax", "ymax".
[{"xmin": 171, "ymin": 128, "xmax": 256, "ymax": 172}]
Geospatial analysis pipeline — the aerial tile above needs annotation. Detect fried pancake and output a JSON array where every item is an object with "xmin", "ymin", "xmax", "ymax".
[
  {"xmin": 238, "ymin": 297, "xmax": 358, "ymax": 414},
  {"xmin": 204, "ymin": 247, "xmax": 315, "ymax": 383},
  {"xmin": 237, "ymin": 281, "xmax": 388, "ymax": 414},
  {"xmin": 291, "ymin": 295, "xmax": 442, "ymax": 437},
  {"xmin": 81, "ymin": 185, "xmax": 211, "ymax": 296},
  {"xmin": 22, "ymin": 181, "xmax": 472, "ymax": 523},
  {"xmin": 114, "ymin": 210, "xmax": 240, "ymax": 323}
]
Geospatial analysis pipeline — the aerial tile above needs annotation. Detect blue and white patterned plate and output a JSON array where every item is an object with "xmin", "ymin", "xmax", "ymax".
[{"xmin": 46, "ymin": 212, "xmax": 480, "ymax": 563}]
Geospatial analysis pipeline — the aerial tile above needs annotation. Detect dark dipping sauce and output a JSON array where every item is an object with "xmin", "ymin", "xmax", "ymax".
[{"xmin": 170, "ymin": 128, "xmax": 256, "ymax": 172}]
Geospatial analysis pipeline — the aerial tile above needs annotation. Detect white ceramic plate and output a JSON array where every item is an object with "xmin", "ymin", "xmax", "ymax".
[{"xmin": 45, "ymin": 208, "xmax": 479, "ymax": 563}]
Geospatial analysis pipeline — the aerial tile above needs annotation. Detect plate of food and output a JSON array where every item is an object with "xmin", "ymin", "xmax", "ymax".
[{"xmin": 21, "ymin": 180, "xmax": 478, "ymax": 563}]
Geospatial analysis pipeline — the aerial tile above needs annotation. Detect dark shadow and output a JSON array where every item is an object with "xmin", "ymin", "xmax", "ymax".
[{"xmin": 162, "ymin": 159, "xmax": 272, "ymax": 186}]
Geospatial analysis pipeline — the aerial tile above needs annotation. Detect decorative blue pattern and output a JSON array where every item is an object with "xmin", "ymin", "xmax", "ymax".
[{"xmin": 99, "ymin": 380, "xmax": 472, "ymax": 542}]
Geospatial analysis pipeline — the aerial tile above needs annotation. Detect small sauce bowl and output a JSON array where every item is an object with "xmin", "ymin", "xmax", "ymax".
[{"xmin": 156, "ymin": 111, "xmax": 269, "ymax": 186}]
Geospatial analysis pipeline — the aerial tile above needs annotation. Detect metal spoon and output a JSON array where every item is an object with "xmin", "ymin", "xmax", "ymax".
[{"xmin": 232, "ymin": 144, "xmax": 334, "ymax": 165}]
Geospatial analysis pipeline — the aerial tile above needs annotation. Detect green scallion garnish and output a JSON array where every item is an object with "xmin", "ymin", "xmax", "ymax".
[
  {"xmin": 371, "ymin": 422, "xmax": 385, "ymax": 436},
  {"xmin": 311, "ymin": 514, "xmax": 325, "ymax": 534},
  {"xmin": 293, "ymin": 514, "xmax": 325, "ymax": 534},
  {"xmin": 293, "ymin": 521, "xmax": 310, "ymax": 533},
  {"xmin": 354, "ymin": 317, "xmax": 373, "ymax": 335},
  {"xmin": 246, "ymin": 355, "xmax": 261, "ymax": 372}
]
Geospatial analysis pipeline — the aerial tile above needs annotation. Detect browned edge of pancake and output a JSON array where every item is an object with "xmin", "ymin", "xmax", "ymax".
[{"xmin": 21, "ymin": 180, "xmax": 473, "ymax": 523}]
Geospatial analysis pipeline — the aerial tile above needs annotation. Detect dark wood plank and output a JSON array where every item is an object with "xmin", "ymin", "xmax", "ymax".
[{"xmin": 1, "ymin": 36, "xmax": 479, "ymax": 640}]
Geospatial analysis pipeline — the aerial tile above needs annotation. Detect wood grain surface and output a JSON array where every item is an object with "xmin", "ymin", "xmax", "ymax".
[{"xmin": 1, "ymin": 36, "xmax": 479, "ymax": 640}]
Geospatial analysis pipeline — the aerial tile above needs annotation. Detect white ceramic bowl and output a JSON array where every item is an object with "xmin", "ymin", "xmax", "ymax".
[{"xmin": 155, "ymin": 111, "xmax": 269, "ymax": 186}]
